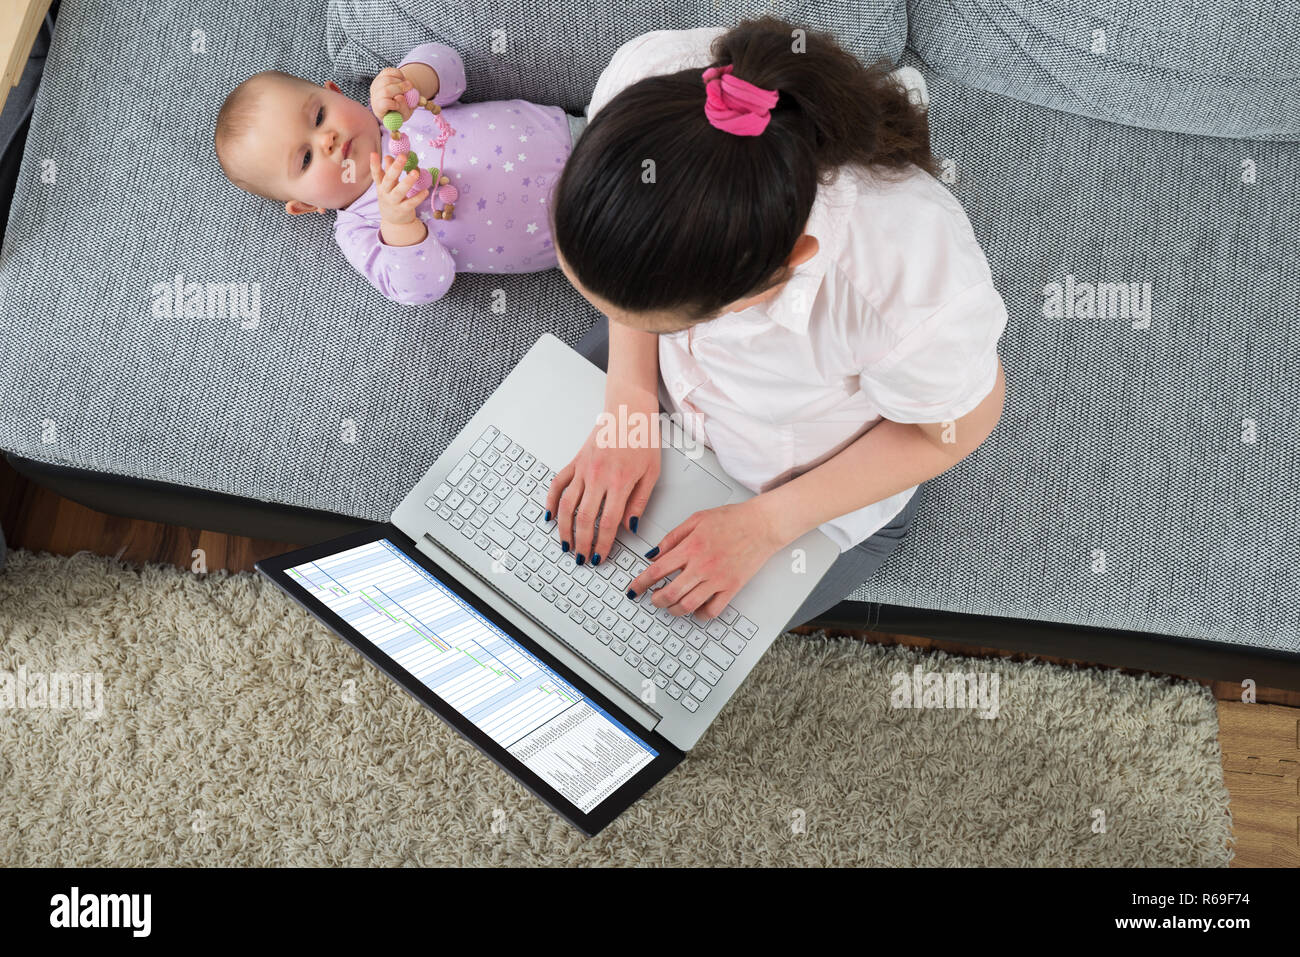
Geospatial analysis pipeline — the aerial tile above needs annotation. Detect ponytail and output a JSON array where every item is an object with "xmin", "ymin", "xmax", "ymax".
[{"xmin": 716, "ymin": 16, "xmax": 938, "ymax": 181}]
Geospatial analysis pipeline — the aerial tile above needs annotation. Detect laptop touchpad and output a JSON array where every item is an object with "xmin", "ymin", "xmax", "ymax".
[{"xmin": 637, "ymin": 447, "xmax": 732, "ymax": 539}]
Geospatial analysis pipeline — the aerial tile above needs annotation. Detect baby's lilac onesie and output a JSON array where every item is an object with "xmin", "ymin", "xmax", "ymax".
[{"xmin": 335, "ymin": 42, "xmax": 574, "ymax": 304}]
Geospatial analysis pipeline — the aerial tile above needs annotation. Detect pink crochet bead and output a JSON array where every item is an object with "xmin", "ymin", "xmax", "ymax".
[
  {"xmin": 388, "ymin": 131, "xmax": 409, "ymax": 156},
  {"xmin": 437, "ymin": 183, "xmax": 459, "ymax": 203},
  {"xmin": 404, "ymin": 87, "xmax": 420, "ymax": 108},
  {"xmin": 407, "ymin": 166, "xmax": 433, "ymax": 198}
]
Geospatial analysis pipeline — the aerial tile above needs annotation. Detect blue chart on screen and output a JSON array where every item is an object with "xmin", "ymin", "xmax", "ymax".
[{"xmin": 288, "ymin": 539, "xmax": 657, "ymax": 813}]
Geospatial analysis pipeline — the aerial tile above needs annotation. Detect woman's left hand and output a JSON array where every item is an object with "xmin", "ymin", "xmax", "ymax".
[{"xmin": 627, "ymin": 498, "xmax": 787, "ymax": 620}]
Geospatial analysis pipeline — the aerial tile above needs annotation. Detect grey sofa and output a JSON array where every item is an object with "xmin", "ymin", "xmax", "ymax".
[{"xmin": 2, "ymin": 0, "xmax": 1298, "ymax": 682}]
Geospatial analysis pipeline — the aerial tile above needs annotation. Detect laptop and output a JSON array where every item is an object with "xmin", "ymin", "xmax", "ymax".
[{"xmin": 257, "ymin": 333, "xmax": 839, "ymax": 835}]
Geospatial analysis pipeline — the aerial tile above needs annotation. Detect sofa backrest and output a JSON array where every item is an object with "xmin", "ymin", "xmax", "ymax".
[
  {"xmin": 907, "ymin": 0, "xmax": 1300, "ymax": 141},
  {"xmin": 326, "ymin": 0, "xmax": 908, "ymax": 113}
]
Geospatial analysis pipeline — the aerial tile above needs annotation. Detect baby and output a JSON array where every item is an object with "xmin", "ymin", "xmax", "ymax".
[{"xmin": 215, "ymin": 43, "xmax": 582, "ymax": 304}]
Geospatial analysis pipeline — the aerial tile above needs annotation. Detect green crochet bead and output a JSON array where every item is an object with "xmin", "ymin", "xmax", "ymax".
[
  {"xmin": 382, "ymin": 111, "xmax": 403, "ymax": 133},
  {"xmin": 428, "ymin": 166, "xmax": 439, "ymax": 184},
  {"xmin": 403, "ymin": 151, "xmax": 419, "ymax": 172}
]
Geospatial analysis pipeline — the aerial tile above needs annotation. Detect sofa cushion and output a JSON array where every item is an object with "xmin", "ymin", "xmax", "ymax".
[
  {"xmin": 847, "ymin": 51, "xmax": 1300, "ymax": 653},
  {"xmin": 907, "ymin": 0, "xmax": 1300, "ymax": 141},
  {"xmin": 326, "ymin": 0, "xmax": 909, "ymax": 113}
]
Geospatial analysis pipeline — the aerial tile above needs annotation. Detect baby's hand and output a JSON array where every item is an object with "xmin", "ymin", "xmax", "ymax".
[
  {"xmin": 369, "ymin": 67, "xmax": 414, "ymax": 122},
  {"xmin": 370, "ymin": 152, "xmax": 429, "ymax": 229}
]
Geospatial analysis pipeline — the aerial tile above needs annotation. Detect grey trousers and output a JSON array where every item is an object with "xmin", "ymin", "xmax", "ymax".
[{"xmin": 572, "ymin": 316, "xmax": 922, "ymax": 631}]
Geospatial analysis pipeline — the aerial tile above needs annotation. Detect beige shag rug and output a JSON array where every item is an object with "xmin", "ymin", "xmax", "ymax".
[{"xmin": 0, "ymin": 549, "xmax": 1232, "ymax": 866}]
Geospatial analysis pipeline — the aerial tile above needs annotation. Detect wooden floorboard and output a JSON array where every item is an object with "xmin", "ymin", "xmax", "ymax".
[
  {"xmin": 1, "ymin": 457, "xmax": 296, "ymax": 571},
  {"xmin": 1218, "ymin": 703, "xmax": 1300, "ymax": 867},
  {"xmin": 2, "ymin": 455, "xmax": 1295, "ymax": 865}
]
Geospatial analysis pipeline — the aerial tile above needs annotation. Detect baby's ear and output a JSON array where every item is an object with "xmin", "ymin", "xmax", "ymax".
[{"xmin": 285, "ymin": 200, "xmax": 325, "ymax": 215}]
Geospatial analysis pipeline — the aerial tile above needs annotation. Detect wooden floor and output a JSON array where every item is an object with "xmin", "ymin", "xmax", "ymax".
[{"xmin": 2, "ymin": 457, "xmax": 1296, "ymax": 866}]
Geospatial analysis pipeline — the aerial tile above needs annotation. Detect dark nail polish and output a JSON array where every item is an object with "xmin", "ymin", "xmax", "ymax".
[
  {"xmin": 592, "ymin": 554, "xmax": 601, "ymax": 566},
  {"xmin": 544, "ymin": 509, "xmax": 551, "ymax": 521},
  {"xmin": 644, "ymin": 546, "xmax": 659, "ymax": 559},
  {"xmin": 576, "ymin": 554, "xmax": 585, "ymax": 565},
  {"xmin": 627, "ymin": 589, "xmax": 637, "ymax": 599},
  {"xmin": 629, "ymin": 515, "xmax": 639, "ymax": 533},
  {"xmin": 561, "ymin": 541, "xmax": 569, "ymax": 552}
]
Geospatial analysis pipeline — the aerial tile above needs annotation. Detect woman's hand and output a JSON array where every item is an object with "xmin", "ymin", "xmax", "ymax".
[
  {"xmin": 369, "ymin": 152, "xmax": 428, "ymax": 245},
  {"xmin": 545, "ymin": 395, "xmax": 661, "ymax": 566},
  {"xmin": 626, "ymin": 497, "xmax": 785, "ymax": 619},
  {"xmin": 369, "ymin": 68, "xmax": 413, "ymax": 122}
]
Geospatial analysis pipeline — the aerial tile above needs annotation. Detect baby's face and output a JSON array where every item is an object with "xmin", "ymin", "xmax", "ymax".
[{"xmin": 236, "ymin": 78, "xmax": 381, "ymax": 211}]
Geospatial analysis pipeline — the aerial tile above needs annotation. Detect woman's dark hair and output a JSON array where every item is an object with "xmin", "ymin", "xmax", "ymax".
[{"xmin": 552, "ymin": 16, "xmax": 938, "ymax": 323}]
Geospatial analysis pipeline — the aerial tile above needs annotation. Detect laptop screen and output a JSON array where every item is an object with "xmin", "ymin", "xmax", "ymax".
[{"xmin": 285, "ymin": 538, "xmax": 658, "ymax": 815}]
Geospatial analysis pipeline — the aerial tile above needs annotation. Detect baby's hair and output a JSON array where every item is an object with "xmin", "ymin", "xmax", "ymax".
[
  {"xmin": 215, "ymin": 70, "xmax": 314, "ymax": 201},
  {"xmin": 552, "ymin": 15, "xmax": 939, "ymax": 323}
]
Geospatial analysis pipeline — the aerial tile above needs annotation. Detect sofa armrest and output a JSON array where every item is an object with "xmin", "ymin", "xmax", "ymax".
[{"xmin": 0, "ymin": 0, "xmax": 52, "ymax": 113}]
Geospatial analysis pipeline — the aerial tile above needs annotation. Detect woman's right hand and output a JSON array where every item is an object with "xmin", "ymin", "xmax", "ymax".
[{"xmin": 545, "ymin": 395, "xmax": 662, "ymax": 567}]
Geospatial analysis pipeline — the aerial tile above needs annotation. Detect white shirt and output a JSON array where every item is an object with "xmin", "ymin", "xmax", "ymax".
[{"xmin": 586, "ymin": 28, "xmax": 1009, "ymax": 552}]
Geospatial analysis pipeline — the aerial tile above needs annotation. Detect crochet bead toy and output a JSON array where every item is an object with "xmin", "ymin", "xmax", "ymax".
[{"xmin": 377, "ymin": 86, "xmax": 458, "ymax": 220}]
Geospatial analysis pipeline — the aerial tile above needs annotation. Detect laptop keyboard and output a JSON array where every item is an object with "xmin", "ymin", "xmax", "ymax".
[{"xmin": 425, "ymin": 425, "xmax": 760, "ymax": 716}]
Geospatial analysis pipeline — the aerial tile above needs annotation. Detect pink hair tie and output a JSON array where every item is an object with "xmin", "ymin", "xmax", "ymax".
[{"xmin": 702, "ymin": 64, "xmax": 778, "ymax": 136}]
